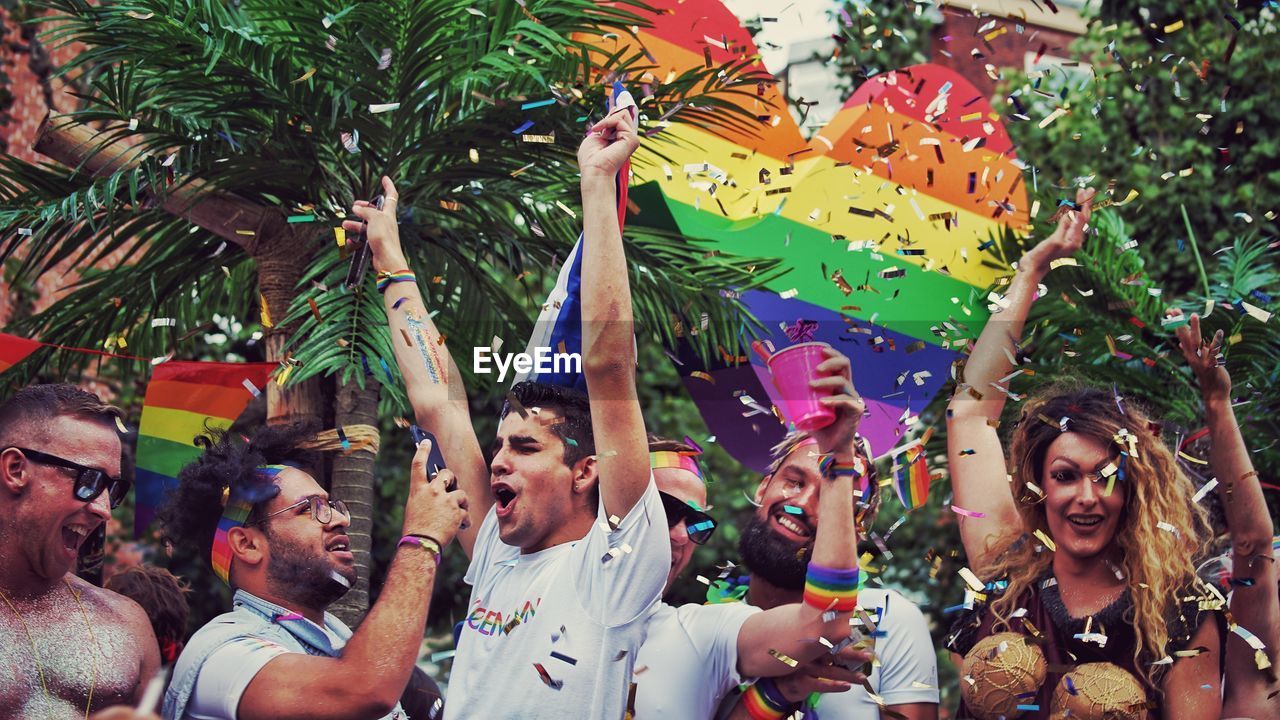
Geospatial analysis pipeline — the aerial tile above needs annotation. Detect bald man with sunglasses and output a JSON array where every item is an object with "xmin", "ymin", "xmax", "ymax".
[{"xmin": 0, "ymin": 384, "xmax": 160, "ymax": 719}]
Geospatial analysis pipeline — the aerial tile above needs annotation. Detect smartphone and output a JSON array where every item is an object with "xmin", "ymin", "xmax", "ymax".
[
  {"xmin": 344, "ymin": 194, "xmax": 386, "ymax": 289},
  {"xmin": 410, "ymin": 425, "xmax": 450, "ymax": 485}
]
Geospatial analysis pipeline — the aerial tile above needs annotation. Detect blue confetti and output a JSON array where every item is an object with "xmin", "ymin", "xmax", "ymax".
[{"xmin": 512, "ymin": 120, "xmax": 534, "ymax": 135}]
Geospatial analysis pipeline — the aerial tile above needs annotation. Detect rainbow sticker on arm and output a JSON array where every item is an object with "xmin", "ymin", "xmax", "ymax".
[
  {"xmin": 209, "ymin": 465, "xmax": 288, "ymax": 585},
  {"xmin": 585, "ymin": 0, "xmax": 1028, "ymax": 475}
]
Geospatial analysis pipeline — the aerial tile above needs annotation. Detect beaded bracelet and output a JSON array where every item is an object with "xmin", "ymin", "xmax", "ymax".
[
  {"xmin": 398, "ymin": 533, "xmax": 442, "ymax": 565},
  {"xmin": 742, "ymin": 677, "xmax": 797, "ymax": 720},
  {"xmin": 376, "ymin": 269, "xmax": 416, "ymax": 293},
  {"xmin": 803, "ymin": 562, "xmax": 860, "ymax": 611}
]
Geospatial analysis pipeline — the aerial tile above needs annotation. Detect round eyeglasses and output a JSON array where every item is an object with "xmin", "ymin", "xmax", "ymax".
[{"xmin": 252, "ymin": 496, "xmax": 350, "ymax": 526}]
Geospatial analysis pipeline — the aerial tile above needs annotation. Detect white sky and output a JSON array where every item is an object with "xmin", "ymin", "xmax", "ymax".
[{"xmin": 721, "ymin": 0, "xmax": 840, "ymax": 73}]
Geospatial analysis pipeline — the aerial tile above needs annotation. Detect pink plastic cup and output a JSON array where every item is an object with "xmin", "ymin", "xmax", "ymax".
[{"xmin": 766, "ymin": 342, "xmax": 836, "ymax": 432}]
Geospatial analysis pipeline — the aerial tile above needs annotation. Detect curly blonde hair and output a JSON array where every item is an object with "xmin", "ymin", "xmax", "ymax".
[{"xmin": 980, "ymin": 383, "xmax": 1213, "ymax": 686}]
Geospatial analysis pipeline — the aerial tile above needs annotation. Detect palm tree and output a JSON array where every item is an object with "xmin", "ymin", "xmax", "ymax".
[{"xmin": 0, "ymin": 0, "xmax": 780, "ymax": 624}]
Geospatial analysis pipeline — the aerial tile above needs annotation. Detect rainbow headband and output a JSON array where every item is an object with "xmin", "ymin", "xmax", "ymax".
[
  {"xmin": 649, "ymin": 451, "xmax": 702, "ymax": 480},
  {"xmin": 210, "ymin": 464, "xmax": 290, "ymax": 585}
]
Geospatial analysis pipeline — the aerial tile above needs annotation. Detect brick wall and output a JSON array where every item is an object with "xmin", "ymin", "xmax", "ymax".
[
  {"xmin": 931, "ymin": 7, "xmax": 1081, "ymax": 100},
  {"xmin": 1, "ymin": 7, "xmax": 121, "ymax": 333}
]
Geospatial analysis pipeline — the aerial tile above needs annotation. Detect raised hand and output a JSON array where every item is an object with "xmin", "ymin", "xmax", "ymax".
[
  {"xmin": 577, "ymin": 107, "xmax": 639, "ymax": 182},
  {"xmin": 341, "ymin": 175, "xmax": 405, "ymax": 273},
  {"xmin": 1019, "ymin": 186, "xmax": 1096, "ymax": 278},
  {"xmin": 807, "ymin": 347, "xmax": 867, "ymax": 459},
  {"xmin": 1172, "ymin": 310, "xmax": 1230, "ymax": 401}
]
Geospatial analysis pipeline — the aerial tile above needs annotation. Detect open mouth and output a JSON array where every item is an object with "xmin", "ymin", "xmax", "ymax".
[
  {"xmin": 493, "ymin": 483, "xmax": 517, "ymax": 510},
  {"xmin": 61, "ymin": 523, "xmax": 92, "ymax": 553},
  {"xmin": 1067, "ymin": 514, "xmax": 1104, "ymax": 528},
  {"xmin": 325, "ymin": 535, "xmax": 353, "ymax": 561},
  {"xmin": 771, "ymin": 509, "xmax": 812, "ymax": 540}
]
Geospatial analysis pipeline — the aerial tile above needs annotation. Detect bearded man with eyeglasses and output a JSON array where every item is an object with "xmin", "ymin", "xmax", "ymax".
[
  {"xmin": 0, "ymin": 384, "xmax": 161, "ymax": 720},
  {"xmin": 158, "ymin": 421, "xmax": 467, "ymax": 720}
]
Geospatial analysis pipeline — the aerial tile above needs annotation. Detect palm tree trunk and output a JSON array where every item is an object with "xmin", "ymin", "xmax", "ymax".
[
  {"xmin": 256, "ymin": 252, "xmax": 325, "ymax": 426},
  {"xmin": 328, "ymin": 375, "xmax": 381, "ymax": 626}
]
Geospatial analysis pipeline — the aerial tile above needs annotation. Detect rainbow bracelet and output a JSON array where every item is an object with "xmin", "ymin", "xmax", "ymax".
[
  {"xmin": 817, "ymin": 455, "xmax": 864, "ymax": 481},
  {"xmin": 803, "ymin": 562, "xmax": 860, "ymax": 611},
  {"xmin": 742, "ymin": 678, "xmax": 796, "ymax": 720},
  {"xmin": 376, "ymin": 269, "xmax": 416, "ymax": 293}
]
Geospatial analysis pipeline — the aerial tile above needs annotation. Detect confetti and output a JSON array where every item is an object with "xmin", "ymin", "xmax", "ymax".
[
  {"xmin": 369, "ymin": 103, "xmax": 401, "ymax": 114},
  {"xmin": 291, "ymin": 68, "xmax": 317, "ymax": 84},
  {"xmin": 767, "ymin": 649, "xmax": 799, "ymax": 667},
  {"xmin": 532, "ymin": 663, "xmax": 563, "ymax": 690},
  {"xmin": 950, "ymin": 505, "xmax": 986, "ymax": 518},
  {"xmin": 242, "ymin": 378, "xmax": 262, "ymax": 397}
]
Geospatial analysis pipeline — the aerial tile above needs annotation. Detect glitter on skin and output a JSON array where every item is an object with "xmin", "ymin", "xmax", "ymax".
[{"xmin": 0, "ymin": 579, "xmax": 147, "ymax": 717}]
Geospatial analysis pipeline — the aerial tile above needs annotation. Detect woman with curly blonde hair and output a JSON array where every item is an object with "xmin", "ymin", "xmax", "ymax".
[{"xmin": 945, "ymin": 188, "xmax": 1223, "ymax": 719}]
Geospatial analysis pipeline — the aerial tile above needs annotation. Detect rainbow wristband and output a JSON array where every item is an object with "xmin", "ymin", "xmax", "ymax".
[
  {"xmin": 803, "ymin": 562, "xmax": 860, "ymax": 611},
  {"xmin": 376, "ymin": 270, "xmax": 416, "ymax": 293},
  {"xmin": 817, "ymin": 455, "xmax": 864, "ymax": 481},
  {"xmin": 742, "ymin": 678, "xmax": 796, "ymax": 720}
]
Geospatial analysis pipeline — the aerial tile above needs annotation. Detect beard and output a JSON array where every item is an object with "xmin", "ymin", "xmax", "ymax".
[
  {"xmin": 738, "ymin": 513, "xmax": 811, "ymax": 590},
  {"xmin": 264, "ymin": 531, "xmax": 356, "ymax": 611}
]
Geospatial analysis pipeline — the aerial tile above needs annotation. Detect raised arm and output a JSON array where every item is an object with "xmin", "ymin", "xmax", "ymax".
[
  {"xmin": 343, "ymin": 177, "xmax": 492, "ymax": 558},
  {"xmin": 576, "ymin": 109, "xmax": 649, "ymax": 518},
  {"xmin": 1174, "ymin": 311, "xmax": 1279, "ymax": 713},
  {"xmin": 736, "ymin": 348, "xmax": 865, "ymax": 677},
  {"xmin": 948, "ymin": 187, "xmax": 1095, "ymax": 570},
  {"xmin": 238, "ymin": 443, "xmax": 468, "ymax": 720}
]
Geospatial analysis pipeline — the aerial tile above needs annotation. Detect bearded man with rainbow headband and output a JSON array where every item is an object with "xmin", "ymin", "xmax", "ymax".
[
  {"xmin": 159, "ymin": 422, "xmax": 467, "ymax": 720},
  {"xmin": 631, "ymin": 345, "xmax": 930, "ymax": 720}
]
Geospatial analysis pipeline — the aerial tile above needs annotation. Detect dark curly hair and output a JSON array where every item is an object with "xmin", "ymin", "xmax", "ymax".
[
  {"xmin": 105, "ymin": 565, "xmax": 190, "ymax": 661},
  {"xmin": 156, "ymin": 422, "xmax": 319, "ymax": 571},
  {"xmin": 501, "ymin": 381, "xmax": 594, "ymax": 467}
]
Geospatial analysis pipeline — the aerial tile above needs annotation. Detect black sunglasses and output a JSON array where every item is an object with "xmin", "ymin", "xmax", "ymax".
[
  {"xmin": 9, "ymin": 447, "xmax": 129, "ymax": 509},
  {"xmin": 659, "ymin": 491, "xmax": 716, "ymax": 545}
]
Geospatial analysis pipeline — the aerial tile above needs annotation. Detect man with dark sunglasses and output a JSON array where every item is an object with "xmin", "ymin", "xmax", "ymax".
[
  {"xmin": 0, "ymin": 383, "xmax": 161, "ymax": 718},
  {"xmin": 159, "ymin": 421, "xmax": 467, "ymax": 720},
  {"xmin": 634, "ymin": 346, "xmax": 872, "ymax": 720}
]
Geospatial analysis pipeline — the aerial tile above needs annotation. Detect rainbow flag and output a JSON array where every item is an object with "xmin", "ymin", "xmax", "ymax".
[
  {"xmin": 0, "ymin": 333, "xmax": 43, "ymax": 374},
  {"xmin": 892, "ymin": 447, "xmax": 931, "ymax": 512},
  {"xmin": 134, "ymin": 361, "xmax": 273, "ymax": 535},
  {"xmin": 587, "ymin": 0, "xmax": 1027, "ymax": 471}
]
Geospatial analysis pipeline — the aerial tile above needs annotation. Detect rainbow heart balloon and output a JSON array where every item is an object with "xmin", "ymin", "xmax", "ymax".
[{"xmin": 600, "ymin": 0, "xmax": 1028, "ymax": 472}]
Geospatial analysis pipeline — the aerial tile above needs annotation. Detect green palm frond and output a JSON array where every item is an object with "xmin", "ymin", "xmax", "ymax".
[{"xmin": 4, "ymin": 0, "xmax": 782, "ymax": 397}]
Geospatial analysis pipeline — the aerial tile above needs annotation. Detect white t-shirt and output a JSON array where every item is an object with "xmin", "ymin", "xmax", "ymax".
[
  {"xmin": 633, "ymin": 601, "xmax": 762, "ymax": 720},
  {"xmin": 796, "ymin": 588, "xmax": 938, "ymax": 717},
  {"xmin": 446, "ymin": 477, "xmax": 669, "ymax": 719},
  {"xmin": 185, "ymin": 625, "xmax": 406, "ymax": 720}
]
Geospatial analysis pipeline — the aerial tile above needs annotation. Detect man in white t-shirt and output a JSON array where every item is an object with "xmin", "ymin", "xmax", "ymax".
[
  {"xmin": 719, "ymin": 432, "xmax": 940, "ymax": 720},
  {"xmin": 635, "ymin": 344, "xmax": 872, "ymax": 720},
  {"xmin": 394, "ymin": 107, "xmax": 669, "ymax": 718}
]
